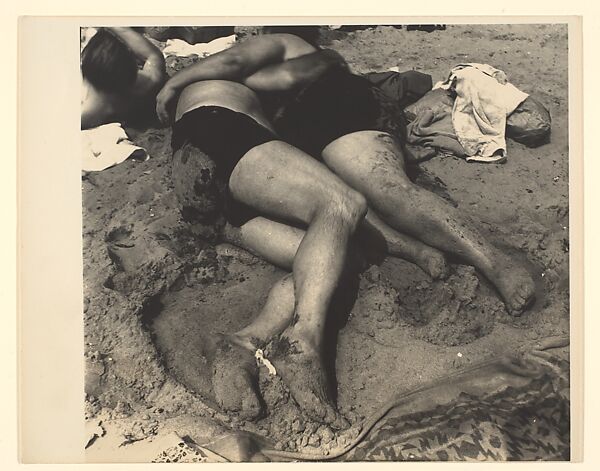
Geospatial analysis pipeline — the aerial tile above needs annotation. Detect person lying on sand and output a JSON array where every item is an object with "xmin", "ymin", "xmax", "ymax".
[
  {"xmin": 156, "ymin": 32, "xmax": 536, "ymax": 426},
  {"xmin": 81, "ymin": 27, "xmax": 166, "ymax": 129}
]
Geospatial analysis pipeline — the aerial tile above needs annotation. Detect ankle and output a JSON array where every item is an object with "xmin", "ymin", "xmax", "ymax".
[
  {"xmin": 229, "ymin": 333, "xmax": 259, "ymax": 352},
  {"xmin": 285, "ymin": 326, "xmax": 321, "ymax": 352}
]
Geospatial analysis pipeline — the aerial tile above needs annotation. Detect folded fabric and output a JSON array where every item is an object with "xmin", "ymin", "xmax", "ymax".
[
  {"xmin": 434, "ymin": 63, "xmax": 529, "ymax": 163},
  {"xmin": 162, "ymin": 35, "xmax": 236, "ymax": 58},
  {"xmin": 82, "ymin": 123, "xmax": 148, "ymax": 172},
  {"xmin": 404, "ymin": 88, "xmax": 467, "ymax": 159},
  {"xmin": 258, "ymin": 336, "xmax": 570, "ymax": 462},
  {"xmin": 342, "ymin": 341, "xmax": 569, "ymax": 461},
  {"xmin": 364, "ymin": 70, "xmax": 433, "ymax": 110},
  {"xmin": 406, "ymin": 108, "xmax": 467, "ymax": 158},
  {"xmin": 361, "ymin": 70, "xmax": 432, "ymax": 148},
  {"xmin": 506, "ymin": 96, "xmax": 552, "ymax": 147}
]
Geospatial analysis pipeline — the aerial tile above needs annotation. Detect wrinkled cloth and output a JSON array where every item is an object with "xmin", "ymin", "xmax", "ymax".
[
  {"xmin": 361, "ymin": 70, "xmax": 432, "ymax": 147},
  {"xmin": 406, "ymin": 109, "xmax": 467, "ymax": 158},
  {"xmin": 364, "ymin": 70, "xmax": 432, "ymax": 110},
  {"xmin": 342, "ymin": 343, "xmax": 569, "ymax": 461},
  {"xmin": 144, "ymin": 26, "xmax": 234, "ymax": 44},
  {"xmin": 152, "ymin": 432, "xmax": 230, "ymax": 463},
  {"xmin": 435, "ymin": 63, "xmax": 529, "ymax": 162},
  {"xmin": 506, "ymin": 96, "xmax": 552, "ymax": 147},
  {"xmin": 405, "ymin": 88, "xmax": 467, "ymax": 158},
  {"xmin": 82, "ymin": 123, "xmax": 148, "ymax": 172},
  {"xmin": 162, "ymin": 35, "xmax": 236, "ymax": 58}
]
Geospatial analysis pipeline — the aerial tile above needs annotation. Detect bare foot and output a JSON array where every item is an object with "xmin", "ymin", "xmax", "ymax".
[
  {"xmin": 415, "ymin": 246, "xmax": 449, "ymax": 280},
  {"xmin": 211, "ymin": 334, "xmax": 263, "ymax": 420},
  {"xmin": 267, "ymin": 329, "xmax": 348, "ymax": 429},
  {"xmin": 487, "ymin": 257, "xmax": 536, "ymax": 315}
]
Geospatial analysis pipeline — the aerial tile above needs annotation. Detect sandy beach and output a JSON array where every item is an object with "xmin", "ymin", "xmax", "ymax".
[{"xmin": 82, "ymin": 23, "xmax": 570, "ymax": 461}]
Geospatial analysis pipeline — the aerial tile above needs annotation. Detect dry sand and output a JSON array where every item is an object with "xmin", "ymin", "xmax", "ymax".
[{"xmin": 83, "ymin": 24, "xmax": 570, "ymax": 460}]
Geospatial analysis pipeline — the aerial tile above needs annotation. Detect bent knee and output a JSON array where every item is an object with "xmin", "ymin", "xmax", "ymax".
[
  {"xmin": 321, "ymin": 188, "xmax": 367, "ymax": 229},
  {"xmin": 347, "ymin": 189, "xmax": 368, "ymax": 222}
]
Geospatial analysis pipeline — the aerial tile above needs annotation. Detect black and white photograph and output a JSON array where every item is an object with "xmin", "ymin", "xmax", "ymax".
[{"xmin": 79, "ymin": 22, "xmax": 572, "ymax": 462}]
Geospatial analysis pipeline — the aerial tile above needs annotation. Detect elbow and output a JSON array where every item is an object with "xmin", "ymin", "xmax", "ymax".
[{"xmin": 145, "ymin": 53, "xmax": 168, "ymax": 88}]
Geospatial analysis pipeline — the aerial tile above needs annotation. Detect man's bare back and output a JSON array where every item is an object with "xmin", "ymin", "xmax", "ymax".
[{"xmin": 156, "ymin": 34, "xmax": 347, "ymax": 122}]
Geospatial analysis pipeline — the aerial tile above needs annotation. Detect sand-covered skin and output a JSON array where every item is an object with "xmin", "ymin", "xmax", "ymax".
[
  {"xmin": 211, "ymin": 334, "xmax": 263, "ymax": 420},
  {"xmin": 83, "ymin": 24, "xmax": 570, "ymax": 459}
]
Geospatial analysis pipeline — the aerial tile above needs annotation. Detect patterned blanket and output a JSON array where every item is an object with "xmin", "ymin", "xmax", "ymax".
[{"xmin": 343, "ymin": 347, "xmax": 569, "ymax": 461}]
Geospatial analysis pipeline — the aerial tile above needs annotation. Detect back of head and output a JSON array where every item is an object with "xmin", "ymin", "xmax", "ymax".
[{"xmin": 81, "ymin": 29, "xmax": 138, "ymax": 94}]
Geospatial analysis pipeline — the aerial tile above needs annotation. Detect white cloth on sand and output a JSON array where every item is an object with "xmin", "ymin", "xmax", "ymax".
[
  {"xmin": 82, "ymin": 123, "xmax": 148, "ymax": 172},
  {"xmin": 162, "ymin": 35, "xmax": 236, "ymax": 58},
  {"xmin": 80, "ymin": 27, "xmax": 98, "ymax": 52},
  {"xmin": 434, "ymin": 63, "xmax": 529, "ymax": 163}
]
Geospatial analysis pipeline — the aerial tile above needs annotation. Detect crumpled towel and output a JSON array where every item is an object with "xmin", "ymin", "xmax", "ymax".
[
  {"xmin": 435, "ymin": 63, "xmax": 529, "ymax": 163},
  {"xmin": 407, "ymin": 109, "xmax": 467, "ymax": 158},
  {"xmin": 80, "ymin": 27, "xmax": 98, "ymax": 52},
  {"xmin": 162, "ymin": 35, "xmax": 236, "ymax": 58},
  {"xmin": 82, "ymin": 123, "xmax": 148, "ymax": 172},
  {"xmin": 404, "ymin": 88, "xmax": 466, "ymax": 161}
]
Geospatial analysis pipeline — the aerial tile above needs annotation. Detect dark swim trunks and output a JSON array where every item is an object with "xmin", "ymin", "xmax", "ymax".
[
  {"xmin": 171, "ymin": 106, "xmax": 276, "ymax": 226},
  {"xmin": 272, "ymin": 67, "xmax": 387, "ymax": 157},
  {"xmin": 171, "ymin": 105, "xmax": 276, "ymax": 180},
  {"xmin": 170, "ymin": 71, "xmax": 408, "ymax": 227}
]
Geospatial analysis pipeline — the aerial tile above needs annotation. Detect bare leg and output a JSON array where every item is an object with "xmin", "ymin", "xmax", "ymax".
[
  {"xmin": 212, "ymin": 274, "xmax": 296, "ymax": 419},
  {"xmin": 223, "ymin": 213, "xmax": 447, "ymax": 279},
  {"xmin": 236, "ymin": 274, "xmax": 297, "ymax": 349},
  {"xmin": 214, "ymin": 211, "xmax": 445, "ymax": 419},
  {"xmin": 362, "ymin": 210, "xmax": 449, "ymax": 279},
  {"xmin": 216, "ymin": 216, "xmax": 363, "ymax": 420},
  {"xmin": 222, "ymin": 217, "xmax": 303, "ymax": 271},
  {"xmin": 321, "ymin": 131, "xmax": 535, "ymax": 314},
  {"xmin": 229, "ymin": 140, "xmax": 367, "ymax": 425}
]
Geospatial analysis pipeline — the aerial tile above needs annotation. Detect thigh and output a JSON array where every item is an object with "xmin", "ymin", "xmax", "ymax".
[
  {"xmin": 321, "ymin": 130, "xmax": 412, "ymax": 196},
  {"xmin": 229, "ymin": 140, "xmax": 358, "ymax": 226},
  {"xmin": 223, "ymin": 217, "xmax": 305, "ymax": 270}
]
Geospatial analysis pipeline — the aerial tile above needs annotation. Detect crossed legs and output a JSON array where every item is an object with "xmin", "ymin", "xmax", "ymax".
[
  {"xmin": 223, "ymin": 210, "xmax": 449, "ymax": 280},
  {"xmin": 221, "ymin": 140, "xmax": 366, "ymax": 425},
  {"xmin": 223, "ymin": 130, "xmax": 535, "ymax": 316},
  {"xmin": 214, "ymin": 130, "xmax": 536, "ymax": 424},
  {"xmin": 321, "ymin": 131, "xmax": 536, "ymax": 314}
]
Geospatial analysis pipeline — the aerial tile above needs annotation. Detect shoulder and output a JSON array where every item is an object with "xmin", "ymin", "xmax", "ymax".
[
  {"xmin": 269, "ymin": 33, "xmax": 317, "ymax": 57},
  {"xmin": 237, "ymin": 33, "xmax": 316, "ymax": 59}
]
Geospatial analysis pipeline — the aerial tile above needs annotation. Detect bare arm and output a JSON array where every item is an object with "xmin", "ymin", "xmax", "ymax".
[
  {"xmin": 242, "ymin": 49, "xmax": 348, "ymax": 92},
  {"xmin": 162, "ymin": 35, "xmax": 290, "ymax": 91},
  {"xmin": 155, "ymin": 33, "xmax": 316, "ymax": 122},
  {"xmin": 107, "ymin": 27, "xmax": 166, "ymax": 95}
]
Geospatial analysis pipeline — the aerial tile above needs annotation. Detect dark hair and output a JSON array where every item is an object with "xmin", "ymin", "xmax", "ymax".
[{"xmin": 81, "ymin": 29, "xmax": 138, "ymax": 94}]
